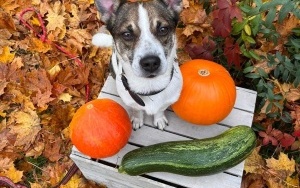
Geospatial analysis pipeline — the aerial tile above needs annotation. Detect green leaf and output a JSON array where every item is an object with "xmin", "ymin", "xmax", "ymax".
[
  {"xmin": 266, "ymin": 102, "xmax": 273, "ymax": 113},
  {"xmin": 259, "ymin": 0, "xmax": 284, "ymax": 12},
  {"xmin": 249, "ymin": 50, "xmax": 261, "ymax": 60},
  {"xmin": 232, "ymin": 19, "xmax": 248, "ymax": 35},
  {"xmin": 282, "ymin": 69, "xmax": 289, "ymax": 81},
  {"xmin": 267, "ymin": 88, "xmax": 274, "ymax": 101},
  {"xmin": 250, "ymin": 15, "xmax": 262, "ymax": 36},
  {"xmin": 244, "ymin": 36, "xmax": 256, "ymax": 44},
  {"xmin": 257, "ymin": 67, "xmax": 268, "ymax": 78},
  {"xmin": 294, "ymin": 54, "xmax": 300, "ymax": 60},
  {"xmin": 246, "ymin": 73, "xmax": 261, "ymax": 79},
  {"xmin": 278, "ymin": 2, "xmax": 295, "ymax": 23},
  {"xmin": 264, "ymin": 8, "xmax": 276, "ymax": 28},
  {"xmin": 290, "ymin": 38, "xmax": 300, "ymax": 48},
  {"xmin": 243, "ymin": 66, "xmax": 254, "ymax": 74},
  {"xmin": 273, "ymin": 101, "xmax": 283, "ymax": 110},
  {"xmin": 273, "ymin": 94, "xmax": 283, "ymax": 100}
]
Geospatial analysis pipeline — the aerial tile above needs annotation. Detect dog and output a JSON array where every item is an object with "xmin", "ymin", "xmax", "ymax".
[{"xmin": 94, "ymin": 0, "xmax": 183, "ymax": 130}]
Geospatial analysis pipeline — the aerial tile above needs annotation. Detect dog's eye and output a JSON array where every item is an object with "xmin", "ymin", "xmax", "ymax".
[
  {"xmin": 122, "ymin": 32, "xmax": 134, "ymax": 41},
  {"xmin": 157, "ymin": 26, "xmax": 169, "ymax": 36}
]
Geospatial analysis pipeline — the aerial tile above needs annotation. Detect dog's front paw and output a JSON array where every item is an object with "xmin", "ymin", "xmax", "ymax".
[
  {"xmin": 131, "ymin": 117, "xmax": 144, "ymax": 130},
  {"xmin": 154, "ymin": 114, "xmax": 168, "ymax": 130},
  {"xmin": 130, "ymin": 110, "xmax": 144, "ymax": 130}
]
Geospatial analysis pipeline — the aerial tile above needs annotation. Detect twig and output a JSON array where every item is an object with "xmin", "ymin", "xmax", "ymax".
[
  {"xmin": 53, "ymin": 163, "xmax": 79, "ymax": 188},
  {"xmin": 0, "ymin": 176, "xmax": 27, "ymax": 188}
]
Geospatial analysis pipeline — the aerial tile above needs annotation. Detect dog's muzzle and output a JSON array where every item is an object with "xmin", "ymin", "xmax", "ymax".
[{"xmin": 140, "ymin": 55, "xmax": 161, "ymax": 73}]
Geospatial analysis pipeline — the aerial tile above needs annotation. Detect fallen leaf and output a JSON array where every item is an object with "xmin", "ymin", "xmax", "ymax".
[
  {"xmin": 0, "ymin": 166, "xmax": 23, "ymax": 183},
  {"xmin": 266, "ymin": 152, "xmax": 296, "ymax": 178},
  {"xmin": 0, "ymin": 157, "xmax": 14, "ymax": 170},
  {"xmin": 58, "ymin": 93, "xmax": 72, "ymax": 102},
  {"xmin": 46, "ymin": 1, "xmax": 66, "ymax": 31},
  {"xmin": 0, "ymin": 10, "xmax": 16, "ymax": 31},
  {"xmin": 0, "ymin": 46, "xmax": 15, "ymax": 63},
  {"xmin": 28, "ymin": 37, "xmax": 52, "ymax": 53},
  {"xmin": 0, "ymin": 80, "xmax": 8, "ymax": 96},
  {"xmin": 8, "ymin": 110, "xmax": 41, "ymax": 149},
  {"xmin": 60, "ymin": 174, "xmax": 81, "ymax": 188},
  {"xmin": 244, "ymin": 147, "xmax": 265, "ymax": 174}
]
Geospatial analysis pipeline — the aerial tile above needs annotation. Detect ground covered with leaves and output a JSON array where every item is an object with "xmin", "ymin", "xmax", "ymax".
[{"xmin": 0, "ymin": 0, "xmax": 299, "ymax": 188}]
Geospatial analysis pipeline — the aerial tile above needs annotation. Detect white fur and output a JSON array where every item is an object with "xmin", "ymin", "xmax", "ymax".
[
  {"xmin": 92, "ymin": 33, "xmax": 113, "ymax": 47},
  {"xmin": 112, "ymin": 4, "xmax": 183, "ymax": 130},
  {"xmin": 131, "ymin": 5, "xmax": 168, "ymax": 78}
]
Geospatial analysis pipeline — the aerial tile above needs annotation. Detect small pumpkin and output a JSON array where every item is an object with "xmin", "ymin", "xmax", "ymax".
[
  {"xmin": 69, "ymin": 98, "xmax": 132, "ymax": 158},
  {"xmin": 172, "ymin": 59, "xmax": 236, "ymax": 125}
]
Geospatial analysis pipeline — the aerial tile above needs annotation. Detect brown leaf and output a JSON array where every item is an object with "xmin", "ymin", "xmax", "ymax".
[
  {"xmin": 43, "ymin": 136, "xmax": 63, "ymax": 162},
  {"xmin": 0, "ymin": 157, "xmax": 14, "ymax": 170},
  {"xmin": 0, "ymin": 10, "xmax": 16, "ymax": 31},
  {"xmin": 24, "ymin": 69, "xmax": 54, "ymax": 109}
]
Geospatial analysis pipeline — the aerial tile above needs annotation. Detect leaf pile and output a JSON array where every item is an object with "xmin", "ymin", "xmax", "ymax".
[{"xmin": 0, "ymin": 0, "xmax": 110, "ymax": 187}]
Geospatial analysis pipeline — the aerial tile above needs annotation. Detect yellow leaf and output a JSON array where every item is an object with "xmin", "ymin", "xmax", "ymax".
[
  {"xmin": 0, "ymin": 166, "xmax": 23, "ymax": 183},
  {"xmin": 0, "ymin": 46, "xmax": 15, "ymax": 63},
  {"xmin": 46, "ymin": 1, "xmax": 66, "ymax": 31},
  {"xmin": 244, "ymin": 24, "xmax": 252, "ymax": 35},
  {"xmin": 30, "ymin": 17, "xmax": 41, "ymax": 26},
  {"xmin": 60, "ymin": 174, "xmax": 81, "ymax": 188},
  {"xmin": 286, "ymin": 176, "xmax": 299, "ymax": 188},
  {"xmin": 244, "ymin": 147, "xmax": 265, "ymax": 174},
  {"xmin": 266, "ymin": 152, "xmax": 296, "ymax": 177},
  {"xmin": 30, "ymin": 182, "xmax": 43, "ymax": 188},
  {"xmin": 48, "ymin": 64, "xmax": 61, "ymax": 78},
  {"xmin": 58, "ymin": 93, "xmax": 72, "ymax": 102}
]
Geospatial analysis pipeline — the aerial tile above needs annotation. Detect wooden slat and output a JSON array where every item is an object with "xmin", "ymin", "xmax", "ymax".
[
  {"xmin": 71, "ymin": 75, "xmax": 257, "ymax": 188},
  {"xmin": 71, "ymin": 150, "xmax": 243, "ymax": 188}
]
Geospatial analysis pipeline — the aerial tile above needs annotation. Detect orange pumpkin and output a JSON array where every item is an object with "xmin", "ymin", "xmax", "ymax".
[
  {"xmin": 172, "ymin": 59, "xmax": 236, "ymax": 125},
  {"xmin": 69, "ymin": 98, "xmax": 132, "ymax": 158}
]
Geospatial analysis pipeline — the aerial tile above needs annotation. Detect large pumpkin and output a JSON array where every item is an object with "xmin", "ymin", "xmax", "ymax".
[
  {"xmin": 172, "ymin": 59, "xmax": 236, "ymax": 125},
  {"xmin": 69, "ymin": 98, "xmax": 132, "ymax": 158}
]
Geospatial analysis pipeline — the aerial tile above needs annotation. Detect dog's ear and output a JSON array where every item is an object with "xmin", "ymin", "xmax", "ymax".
[
  {"xmin": 94, "ymin": 0, "xmax": 124, "ymax": 23},
  {"xmin": 160, "ymin": 0, "xmax": 182, "ymax": 14}
]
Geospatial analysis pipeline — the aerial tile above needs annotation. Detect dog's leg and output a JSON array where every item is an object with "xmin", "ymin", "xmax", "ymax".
[
  {"xmin": 154, "ymin": 111, "xmax": 168, "ymax": 130},
  {"xmin": 131, "ymin": 109, "xmax": 144, "ymax": 130}
]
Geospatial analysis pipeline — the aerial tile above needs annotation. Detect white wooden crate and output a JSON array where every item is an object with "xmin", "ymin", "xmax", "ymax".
[{"xmin": 70, "ymin": 75, "xmax": 257, "ymax": 188}]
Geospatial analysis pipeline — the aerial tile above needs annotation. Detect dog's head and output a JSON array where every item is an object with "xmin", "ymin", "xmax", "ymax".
[{"xmin": 95, "ymin": 0, "xmax": 182, "ymax": 78}]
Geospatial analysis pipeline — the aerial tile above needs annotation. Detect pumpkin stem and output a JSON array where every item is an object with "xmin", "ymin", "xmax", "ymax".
[
  {"xmin": 87, "ymin": 104, "xmax": 94, "ymax": 109},
  {"xmin": 198, "ymin": 69, "xmax": 210, "ymax": 76}
]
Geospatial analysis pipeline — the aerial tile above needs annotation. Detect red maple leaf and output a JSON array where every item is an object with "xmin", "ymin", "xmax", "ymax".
[
  {"xmin": 224, "ymin": 37, "xmax": 241, "ymax": 67},
  {"xmin": 185, "ymin": 36, "xmax": 216, "ymax": 60},
  {"xmin": 280, "ymin": 133, "xmax": 295, "ymax": 148},
  {"xmin": 259, "ymin": 125, "xmax": 280, "ymax": 146},
  {"xmin": 212, "ymin": 0, "xmax": 242, "ymax": 37}
]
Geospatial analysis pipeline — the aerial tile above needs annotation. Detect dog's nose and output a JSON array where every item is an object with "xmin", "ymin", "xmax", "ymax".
[{"xmin": 140, "ymin": 56, "xmax": 161, "ymax": 73}]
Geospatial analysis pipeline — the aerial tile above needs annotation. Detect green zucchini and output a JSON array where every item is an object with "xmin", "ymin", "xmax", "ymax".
[{"xmin": 118, "ymin": 125, "xmax": 256, "ymax": 176}]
